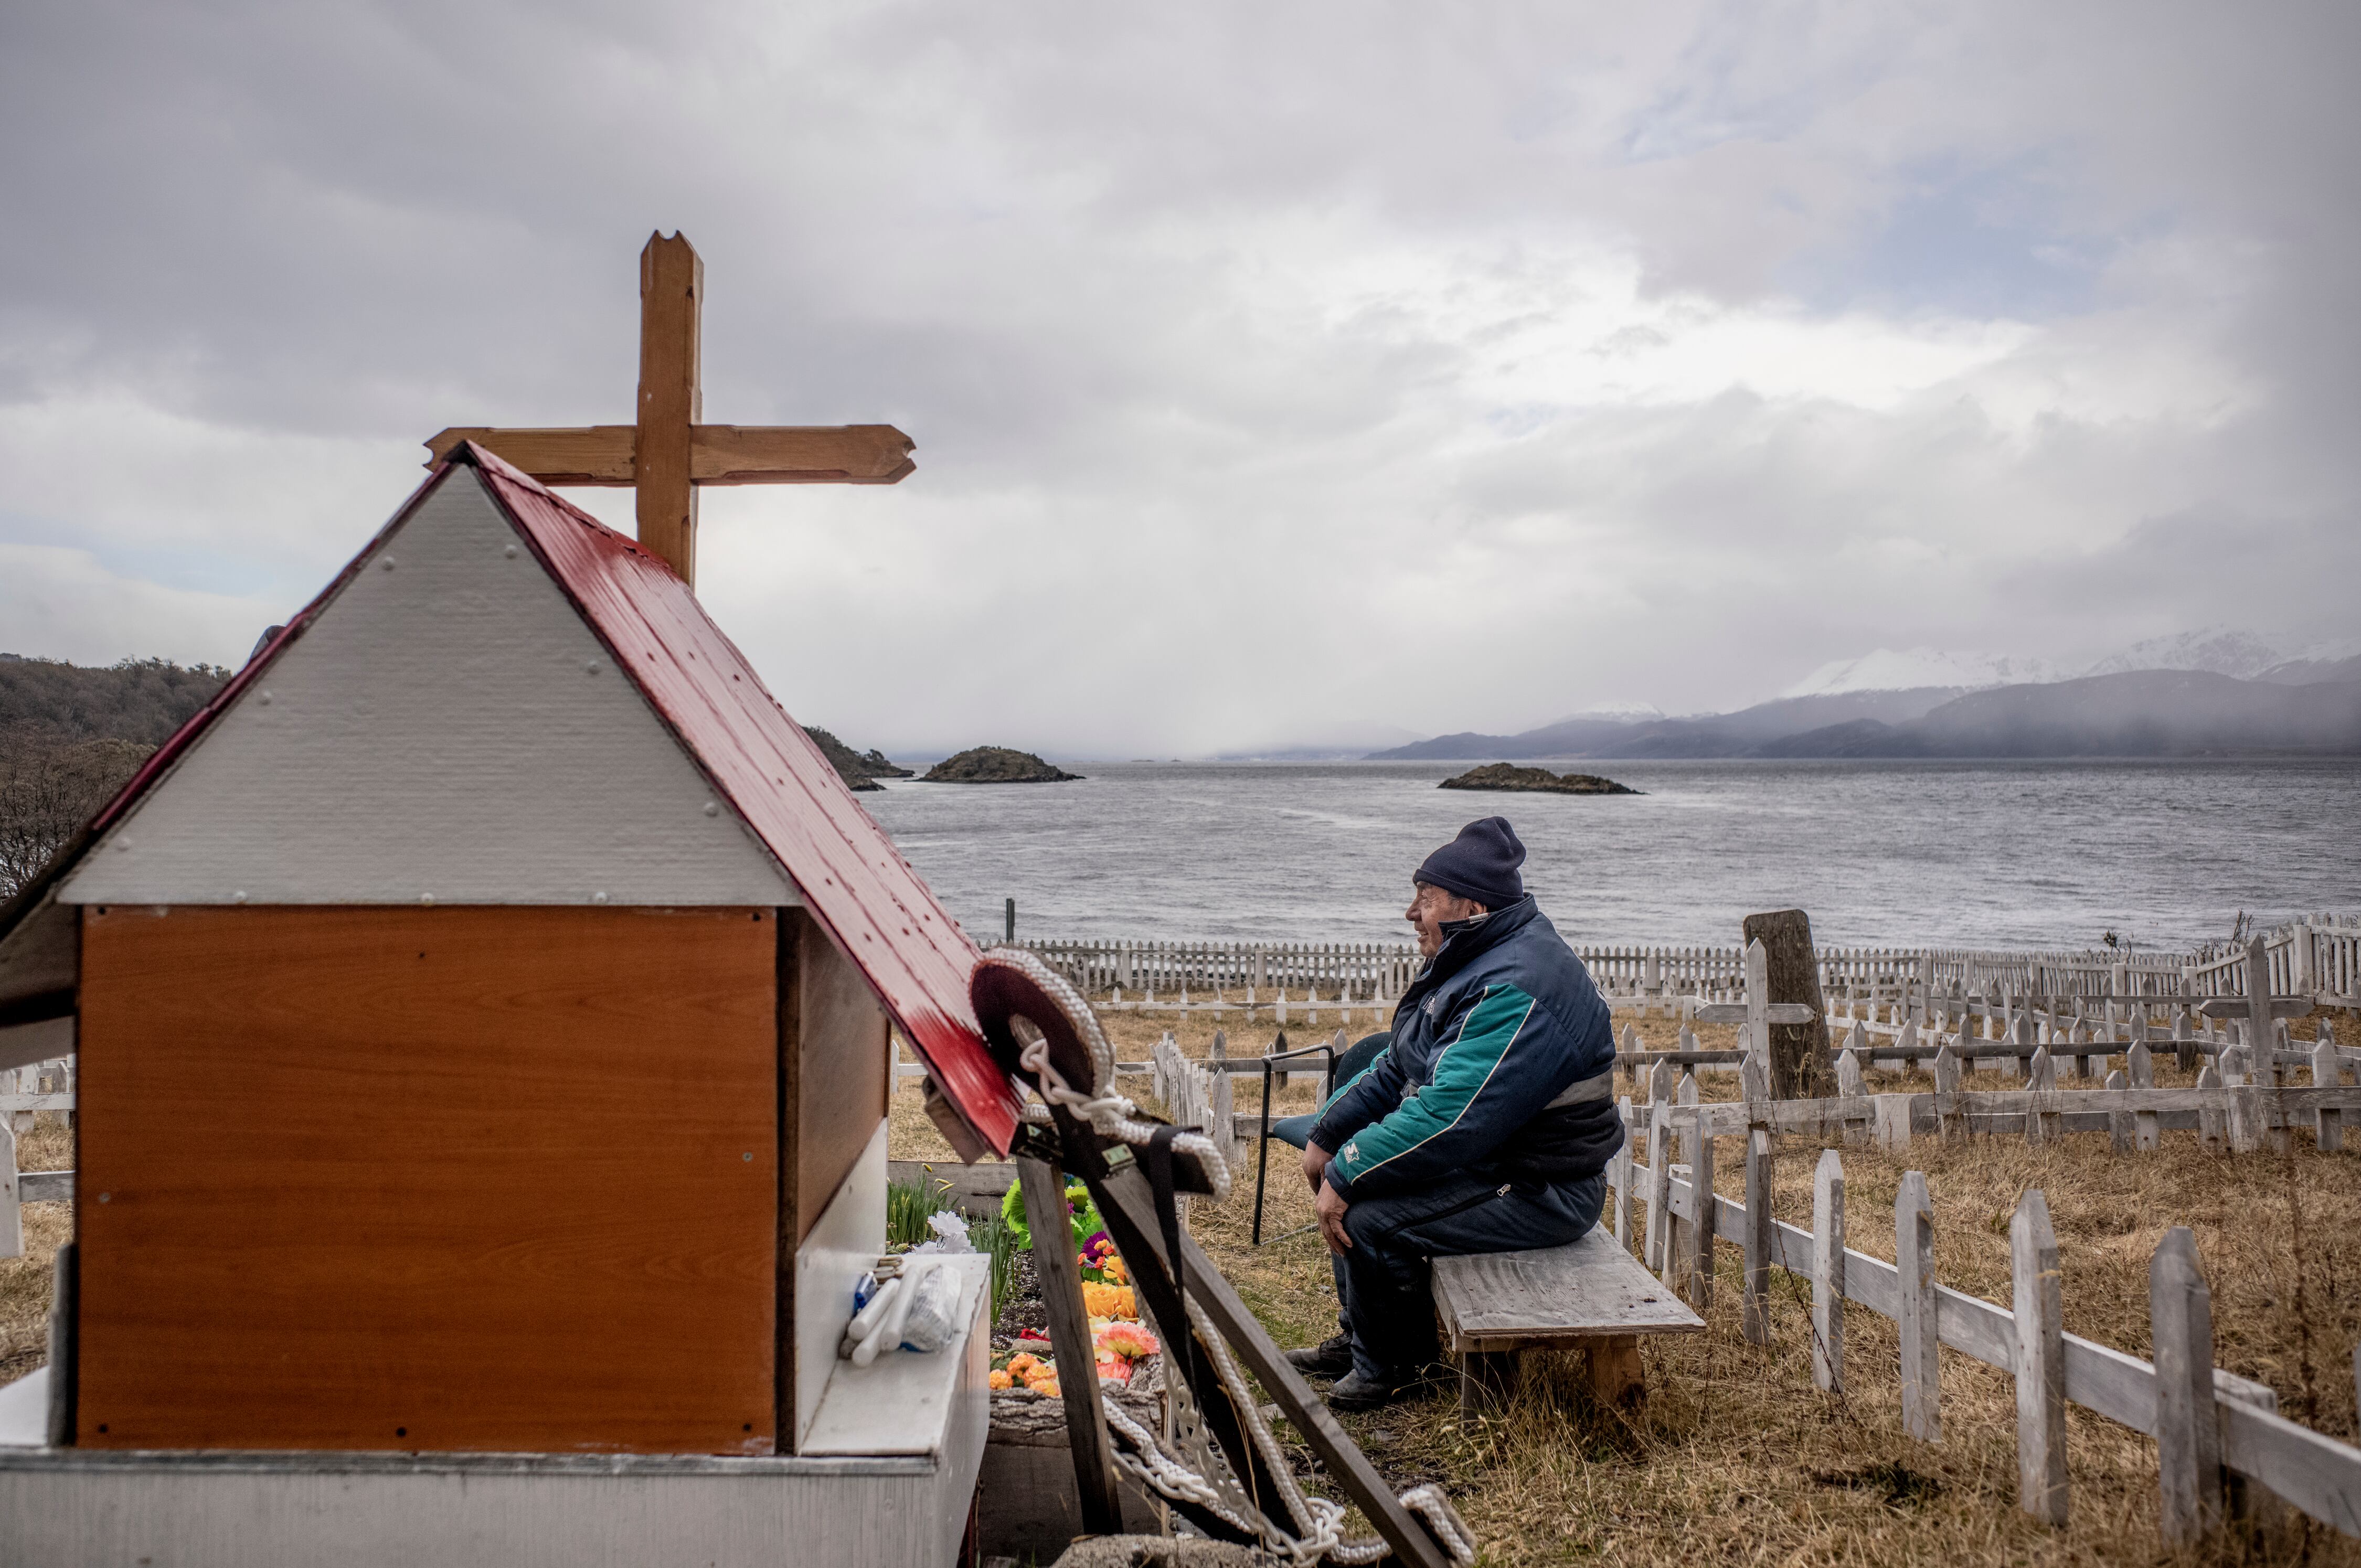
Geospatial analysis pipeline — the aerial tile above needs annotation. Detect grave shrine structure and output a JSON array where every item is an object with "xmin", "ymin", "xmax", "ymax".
[{"xmin": 0, "ymin": 444, "xmax": 1023, "ymax": 1566}]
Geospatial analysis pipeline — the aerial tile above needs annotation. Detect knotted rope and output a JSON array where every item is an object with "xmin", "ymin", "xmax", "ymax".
[{"xmin": 980, "ymin": 951, "xmax": 1473, "ymax": 1566}]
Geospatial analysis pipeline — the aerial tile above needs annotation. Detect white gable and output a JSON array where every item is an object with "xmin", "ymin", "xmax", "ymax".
[{"xmin": 59, "ymin": 469, "xmax": 801, "ymax": 909}]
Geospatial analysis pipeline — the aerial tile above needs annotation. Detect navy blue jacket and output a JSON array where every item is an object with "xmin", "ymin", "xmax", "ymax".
[{"xmin": 1310, "ymin": 897, "xmax": 1622, "ymax": 1201}]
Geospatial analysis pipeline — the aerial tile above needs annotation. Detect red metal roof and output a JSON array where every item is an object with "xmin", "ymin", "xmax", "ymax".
[
  {"xmin": 466, "ymin": 446, "xmax": 1022, "ymax": 1154},
  {"xmin": 30, "ymin": 445, "xmax": 1023, "ymax": 1155}
]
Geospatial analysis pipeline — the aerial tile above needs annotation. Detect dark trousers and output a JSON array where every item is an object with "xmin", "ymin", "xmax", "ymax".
[{"xmin": 1334, "ymin": 1170, "xmax": 1606, "ymax": 1380}]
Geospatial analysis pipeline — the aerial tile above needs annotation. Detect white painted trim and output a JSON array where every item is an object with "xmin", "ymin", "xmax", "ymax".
[
  {"xmin": 802, "ymin": 1255, "xmax": 987, "ymax": 1457},
  {"xmin": 792, "ymin": 1119, "xmax": 887, "ymax": 1452},
  {"xmin": 58, "ymin": 470, "xmax": 800, "ymax": 909}
]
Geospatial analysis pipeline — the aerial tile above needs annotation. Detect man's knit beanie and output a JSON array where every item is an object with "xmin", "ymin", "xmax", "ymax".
[{"xmin": 1415, "ymin": 816, "xmax": 1526, "ymax": 909}]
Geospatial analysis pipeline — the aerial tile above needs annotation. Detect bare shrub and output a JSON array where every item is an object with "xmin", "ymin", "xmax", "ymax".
[{"xmin": 0, "ymin": 735, "xmax": 155, "ymax": 900}]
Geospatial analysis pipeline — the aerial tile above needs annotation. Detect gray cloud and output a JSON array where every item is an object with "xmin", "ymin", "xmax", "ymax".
[{"xmin": 2, "ymin": 0, "xmax": 2355, "ymax": 753}]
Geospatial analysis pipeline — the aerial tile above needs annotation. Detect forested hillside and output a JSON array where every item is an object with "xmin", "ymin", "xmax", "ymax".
[{"xmin": 0, "ymin": 655, "xmax": 231, "ymax": 900}]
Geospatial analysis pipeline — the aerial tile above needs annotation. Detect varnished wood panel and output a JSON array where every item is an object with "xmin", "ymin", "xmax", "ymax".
[{"xmin": 76, "ymin": 904, "xmax": 778, "ymax": 1453}]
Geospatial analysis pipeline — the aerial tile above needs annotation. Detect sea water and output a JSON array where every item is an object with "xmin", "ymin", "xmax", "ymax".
[{"xmin": 863, "ymin": 759, "xmax": 2361, "ymax": 953}]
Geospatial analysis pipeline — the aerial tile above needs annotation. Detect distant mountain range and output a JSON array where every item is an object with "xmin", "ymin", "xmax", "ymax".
[
  {"xmin": 1369, "ymin": 630, "xmax": 2361, "ymax": 761},
  {"xmin": 1778, "ymin": 628, "xmax": 2359, "ymax": 698}
]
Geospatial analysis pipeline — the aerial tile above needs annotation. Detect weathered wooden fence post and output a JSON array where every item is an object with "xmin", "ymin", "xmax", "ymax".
[
  {"xmin": 1668, "ymin": 1070, "xmax": 1699, "ymax": 1282},
  {"xmin": 1836, "ymin": 1049, "xmax": 1867, "ymax": 1147},
  {"xmin": 2026, "ymin": 1046, "xmax": 2059, "ymax": 1145},
  {"xmin": 1873, "ymin": 1093, "xmax": 1912, "ymax": 1152},
  {"xmin": 2105, "ymin": 1069, "xmax": 2133, "ymax": 1152},
  {"xmin": 1687, "ymin": 1111, "xmax": 1716, "ymax": 1309},
  {"xmin": 1741, "ymin": 1053, "xmax": 1773, "ymax": 1345},
  {"xmin": 2219, "ymin": 1378, "xmax": 2289, "ymax": 1541},
  {"xmin": 1016, "ymin": 1149, "xmax": 1125, "ymax": 1535},
  {"xmin": 2224, "ymin": 1044, "xmax": 2264, "ymax": 1154},
  {"xmin": 2149, "ymin": 1226, "xmax": 2222, "ymax": 1543},
  {"xmin": 2128, "ymin": 1039, "xmax": 2158, "ymax": 1150},
  {"xmin": 2011, "ymin": 1190, "xmax": 2068, "ymax": 1527},
  {"xmin": 0, "ymin": 1117, "xmax": 20, "ymax": 1261},
  {"xmin": 1612, "ymin": 1096, "xmax": 1635, "ymax": 1245},
  {"xmin": 2314, "ymin": 1038, "xmax": 2344, "ymax": 1153},
  {"xmin": 2197, "ymin": 1062, "xmax": 2226, "ymax": 1151},
  {"xmin": 1811, "ymin": 1149, "xmax": 1845, "ymax": 1393},
  {"xmin": 1933, "ymin": 1041, "xmax": 1961, "ymax": 1139},
  {"xmin": 1897, "ymin": 1170, "xmax": 1939, "ymax": 1442},
  {"xmin": 1645, "ymin": 1101, "xmax": 1672, "ymax": 1274}
]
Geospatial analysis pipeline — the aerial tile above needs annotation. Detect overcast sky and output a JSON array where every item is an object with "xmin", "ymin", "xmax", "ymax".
[{"xmin": 3, "ymin": 1, "xmax": 2355, "ymax": 756}]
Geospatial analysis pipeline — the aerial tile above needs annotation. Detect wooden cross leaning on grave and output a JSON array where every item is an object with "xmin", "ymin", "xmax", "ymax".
[
  {"xmin": 2194, "ymin": 935, "xmax": 2315, "ymax": 1080},
  {"xmin": 1691, "ymin": 938, "xmax": 1819, "ymax": 1081},
  {"xmin": 424, "ymin": 231, "xmax": 913, "ymax": 588}
]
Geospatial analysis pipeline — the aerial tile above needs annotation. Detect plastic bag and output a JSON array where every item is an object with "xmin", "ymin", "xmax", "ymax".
[{"xmin": 897, "ymin": 1261, "xmax": 962, "ymax": 1353}]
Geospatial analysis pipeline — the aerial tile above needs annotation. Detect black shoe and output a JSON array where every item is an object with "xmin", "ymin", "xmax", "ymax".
[
  {"xmin": 1325, "ymin": 1367, "xmax": 1414, "ymax": 1412},
  {"xmin": 1283, "ymin": 1334, "xmax": 1355, "ymax": 1380}
]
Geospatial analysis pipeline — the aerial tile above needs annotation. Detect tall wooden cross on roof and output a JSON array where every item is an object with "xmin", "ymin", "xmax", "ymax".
[{"xmin": 425, "ymin": 231, "xmax": 912, "ymax": 588}]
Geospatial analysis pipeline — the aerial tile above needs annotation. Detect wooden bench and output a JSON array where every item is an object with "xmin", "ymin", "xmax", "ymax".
[{"xmin": 1431, "ymin": 1225, "xmax": 1705, "ymax": 1416}]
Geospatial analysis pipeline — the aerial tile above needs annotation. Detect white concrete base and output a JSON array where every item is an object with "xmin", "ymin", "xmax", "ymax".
[{"xmin": 0, "ymin": 1438, "xmax": 983, "ymax": 1568}]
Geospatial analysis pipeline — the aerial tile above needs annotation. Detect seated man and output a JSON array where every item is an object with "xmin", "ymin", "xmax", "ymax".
[{"xmin": 1289, "ymin": 816, "xmax": 1623, "ymax": 1410}]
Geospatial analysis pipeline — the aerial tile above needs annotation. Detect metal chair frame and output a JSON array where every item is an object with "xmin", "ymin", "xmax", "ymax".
[{"xmin": 1250, "ymin": 1039, "xmax": 1338, "ymax": 1245}]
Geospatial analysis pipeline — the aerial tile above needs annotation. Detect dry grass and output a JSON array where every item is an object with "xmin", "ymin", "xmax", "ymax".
[
  {"xmin": 8, "ymin": 996, "xmax": 2353, "ymax": 1564},
  {"xmin": 896, "ymin": 1004, "xmax": 2361, "ymax": 1566},
  {"xmin": 1, "ymin": 1117, "xmax": 73, "ymax": 1384}
]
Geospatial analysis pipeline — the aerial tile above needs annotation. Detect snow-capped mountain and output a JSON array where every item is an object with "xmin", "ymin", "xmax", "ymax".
[
  {"xmin": 2079, "ymin": 628, "xmax": 2290, "ymax": 681},
  {"xmin": 1780, "ymin": 630, "xmax": 2359, "ymax": 702},
  {"xmin": 1549, "ymin": 699, "xmax": 1667, "ymax": 723},
  {"xmin": 1781, "ymin": 648, "xmax": 2061, "ymax": 699}
]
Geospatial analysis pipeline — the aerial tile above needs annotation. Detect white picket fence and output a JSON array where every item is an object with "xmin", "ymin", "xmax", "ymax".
[
  {"xmin": 1609, "ymin": 1115, "xmax": 2361, "ymax": 1539},
  {"xmin": 0, "ymin": 1057, "xmax": 73, "ymax": 1258},
  {"xmin": 1001, "ymin": 914, "xmax": 2361, "ymax": 1017}
]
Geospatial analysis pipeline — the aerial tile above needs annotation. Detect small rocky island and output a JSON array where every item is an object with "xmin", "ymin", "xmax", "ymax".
[
  {"xmin": 922, "ymin": 746, "xmax": 1083, "ymax": 783},
  {"xmin": 803, "ymin": 727, "xmax": 913, "ymax": 792},
  {"xmin": 1439, "ymin": 763, "xmax": 1640, "ymax": 795}
]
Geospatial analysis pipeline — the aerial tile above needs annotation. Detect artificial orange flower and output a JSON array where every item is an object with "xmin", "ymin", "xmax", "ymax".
[
  {"xmin": 987, "ymin": 1369, "xmax": 1013, "ymax": 1390},
  {"xmin": 1095, "ymin": 1321, "xmax": 1158, "ymax": 1360}
]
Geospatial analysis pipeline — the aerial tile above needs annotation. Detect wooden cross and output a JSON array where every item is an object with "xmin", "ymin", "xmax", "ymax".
[
  {"xmin": 2196, "ymin": 935, "xmax": 2314, "ymax": 1050},
  {"xmin": 1694, "ymin": 939, "xmax": 1815, "ymax": 1065},
  {"xmin": 424, "ymin": 231, "xmax": 913, "ymax": 588}
]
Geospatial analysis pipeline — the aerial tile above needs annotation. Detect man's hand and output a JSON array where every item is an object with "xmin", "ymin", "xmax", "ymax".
[
  {"xmin": 1315, "ymin": 1178, "xmax": 1352, "ymax": 1255},
  {"xmin": 1301, "ymin": 1140, "xmax": 1333, "ymax": 1194}
]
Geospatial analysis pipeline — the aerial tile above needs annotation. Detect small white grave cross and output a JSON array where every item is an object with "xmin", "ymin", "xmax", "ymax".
[
  {"xmin": 1692, "ymin": 938, "xmax": 1817, "ymax": 1091},
  {"xmin": 2197, "ymin": 936, "xmax": 2314, "ymax": 1080}
]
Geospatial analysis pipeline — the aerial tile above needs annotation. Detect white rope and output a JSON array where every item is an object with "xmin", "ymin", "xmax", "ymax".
[
  {"xmin": 987, "ymin": 950, "xmax": 1472, "ymax": 1565},
  {"xmin": 998, "ymin": 954, "xmax": 1231, "ymax": 1203}
]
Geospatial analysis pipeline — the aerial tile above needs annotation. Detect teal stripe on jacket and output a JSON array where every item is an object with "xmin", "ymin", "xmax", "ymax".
[{"xmin": 1330, "ymin": 983, "xmax": 1538, "ymax": 1192}]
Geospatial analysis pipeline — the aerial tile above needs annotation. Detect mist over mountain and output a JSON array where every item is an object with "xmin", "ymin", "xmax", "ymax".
[
  {"xmin": 2081, "ymin": 630, "xmax": 2293, "ymax": 682},
  {"xmin": 1782, "ymin": 649, "xmax": 2060, "ymax": 698},
  {"xmin": 1367, "ymin": 628, "xmax": 2361, "ymax": 761},
  {"xmin": 1369, "ymin": 688, "xmax": 1976, "ymax": 761},
  {"xmin": 1764, "ymin": 672, "xmax": 2361, "ymax": 758}
]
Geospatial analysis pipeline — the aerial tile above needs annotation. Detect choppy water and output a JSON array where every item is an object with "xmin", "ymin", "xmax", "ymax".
[{"xmin": 862, "ymin": 759, "xmax": 2361, "ymax": 953}]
